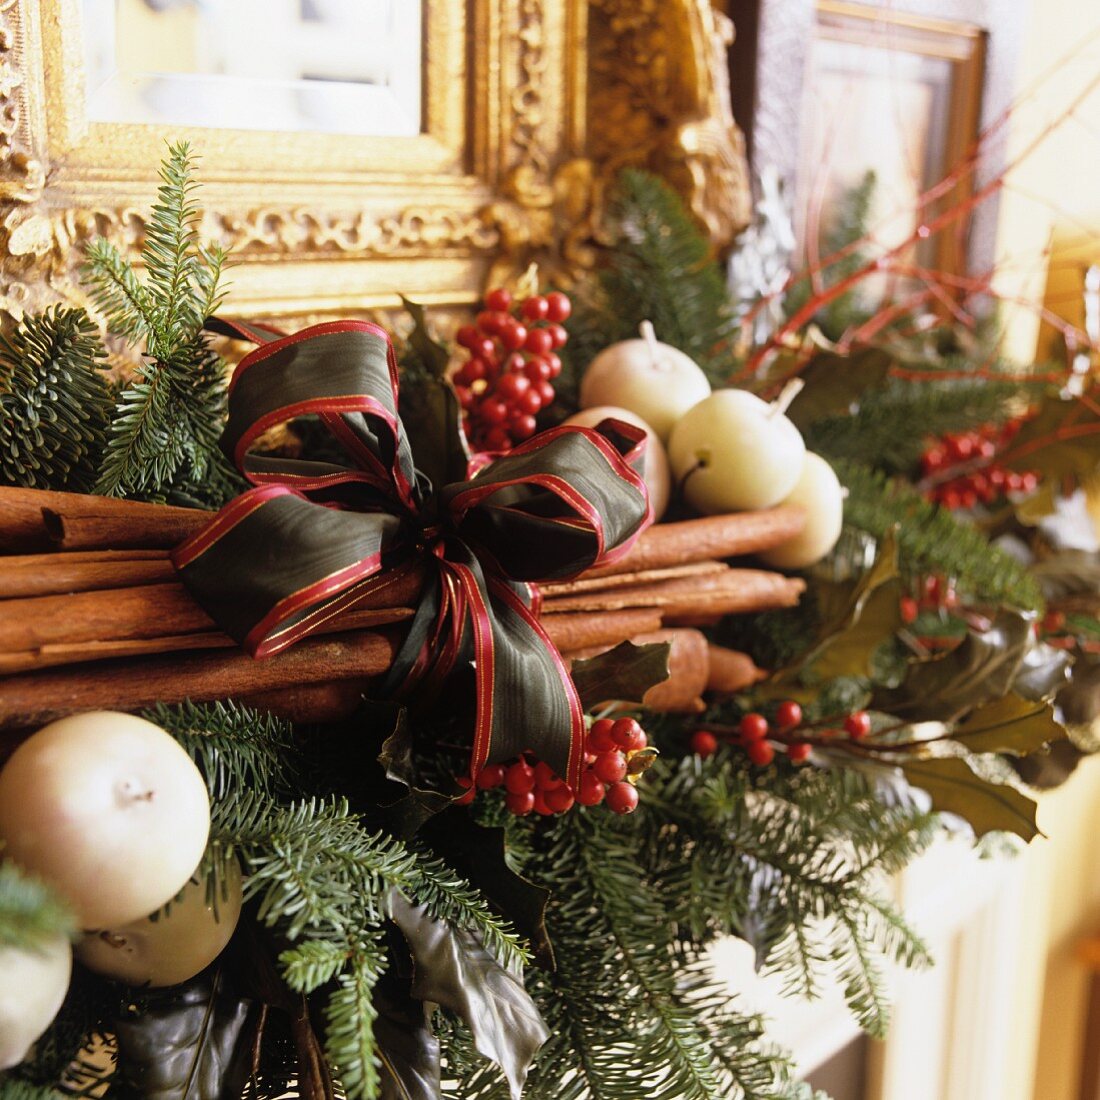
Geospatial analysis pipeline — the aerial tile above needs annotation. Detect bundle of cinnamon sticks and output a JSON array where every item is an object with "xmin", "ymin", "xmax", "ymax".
[{"xmin": 0, "ymin": 487, "xmax": 806, "ymax": 734}]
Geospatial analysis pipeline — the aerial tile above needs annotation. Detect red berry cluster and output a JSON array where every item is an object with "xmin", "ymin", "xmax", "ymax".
[
  {"xmin": 921, "ymin": 422, "xmax": 1038, "ymax": 510},
  {"xmin": 690, "ymin": 702, "xmax": 872, "ymax": 765},
  {"xmin": 453, "ymin": 287, "xmax": 572, "ymax": 453},
  {"xmin": 455, "ymin": 717, "xmax": 648, "ymax": 816},
  {"xmin": 899, "ymin": 574, "xmax": 960, "ymax": 626}
]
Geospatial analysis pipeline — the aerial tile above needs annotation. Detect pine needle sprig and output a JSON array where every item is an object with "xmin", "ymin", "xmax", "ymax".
[
  {"xmin": 324, "ymin": 936, "xmax": 387, "ymax": 1100},
  {"xmin": 83, "ymin": 141, "xmax": 235, "ymax": 505},
  {"xmin": 563, "ymin": 169, "xmax": 737, "ymax": 399},
  {"xmin": 806, "ymin": 374, "xmax": 1029, "ymax": 475},
  {"xmin": 0, "ymin": 860, "xmax": 76, "ymax": 952},
  {"xmin": 837, "ymin": 459, "xmax": 1043, "ymax": 608},
  {"xmin": 0, "ymin": 307, "xmax": 112, "ymax": 492}
]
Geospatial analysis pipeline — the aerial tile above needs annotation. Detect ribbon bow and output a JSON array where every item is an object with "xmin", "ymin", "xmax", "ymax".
[{"xmin": 172, "ymin": 319, "xmax": 652, "ymax": 791}]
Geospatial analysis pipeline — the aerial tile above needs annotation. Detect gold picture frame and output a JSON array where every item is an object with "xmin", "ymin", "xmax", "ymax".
[{"xmin": 0, "ymin": 0, "xmax": 750, "ymax": 327}]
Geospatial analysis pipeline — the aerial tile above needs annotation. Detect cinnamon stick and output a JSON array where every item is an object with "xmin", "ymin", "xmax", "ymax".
[
  {"xmin": 579, "ymin": 507, "xmax": 806, "ymax": 579},
  {"xmin": 0, "ymin": 629, "xmax": 402, "ymax": 731},
  {"xmin": 542, "ymin": 570, "xmax": 805, "ymax": 618},
  {"xmin": 706, "ymin": 646, "xmax": 767, "ymax": 694},
  {"xmin": 538, "ymin": 561, "xmax": 725, "ymax": 598},
  {"xmin": 0, "ymin": 487, "xmax": 208, "ymax": 552},
  {"xmin": 540, "ymin": 609, "xmax": 664, "ymax": 652},
  {"xmin": 0, "ymin": 566, "xmax": 427, "ymax": 653},
  {"xmin": 0, "ymin": 553, "xmax": 177, "ymax": 598}
]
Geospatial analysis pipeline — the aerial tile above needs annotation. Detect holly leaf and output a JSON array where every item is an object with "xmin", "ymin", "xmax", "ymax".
[
  {"xmin": 569, "ymin": 640, "xmax": 671, "ymax": 709},
  {"xmin": 113, "ymin": 968, "xmax": 253, "ymax": 1100},
  {"xmin": 388, "ymin": 892, "xmax": 549, "ymax": 1100},
  {"xmin": 400, "ymin": 296, "xmax": 452, "ymax": 380},
  {"xmin": 900, "ymin": 756, "xmax": 1041, "ymax": 840},
  {"xmin": 951, "ymin": 694, "xmax": 1066, "ymax": 756},
  {"xmin": 418, "ymin": 810, "xmax": 554, "ymax": 969},
  {"xmin": 787, "ymin": 527, "xmax": 903, "ymax": 683},
  {"xmin": 377, "ymin": 705, "xmax": 455, "ymax": 839},
  {"xmin": 375, "ymin": 986, "xmax": 441, "ymax": 1100},
  {"xmin": 875, "ymin": 609, "xmax": 1035, "ymax": 722}
]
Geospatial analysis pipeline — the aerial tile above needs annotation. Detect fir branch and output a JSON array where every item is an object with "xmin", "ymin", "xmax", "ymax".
[
  {"xmin": 0, "ymin": 307, "xmax": 112, "ymax": 492},
  {"xmin": 278, "ymin": 940, "xmax": 350, "ymax": 994},
  {"xmin": 0, "ymin": 860, "xmax": 76, "ymax": 951},
  {"xmin": 84, "ymin": 142, "xmax": 233, "ymax": 506},
  {"xmin": 806, "ymin": 375, "xmax": 1028, "ymax": 475},
  {"xmin": 324, "ymin": 937, "xmax": 387, "ymax": 1100},
  {"xmin": 564, "ymin": 169, "xmax": 737, "ymax": 400},
  {"xmin": 837, "ymin": 459, "xmax": 1043, "ymax": 608}
]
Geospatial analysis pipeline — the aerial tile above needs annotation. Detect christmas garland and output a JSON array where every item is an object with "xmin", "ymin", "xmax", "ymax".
[{"xmin": 0, "ymin": 145, "xmax": 1096, "ymax": 1100}]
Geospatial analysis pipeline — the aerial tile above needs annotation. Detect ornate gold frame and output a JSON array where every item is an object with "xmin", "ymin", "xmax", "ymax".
[{"xmin": 0, "ymin": 0, "xmax": 749, "ymax": 326}]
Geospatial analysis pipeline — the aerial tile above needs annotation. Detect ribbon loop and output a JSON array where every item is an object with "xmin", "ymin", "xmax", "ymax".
[{"xmin": 173, "ymin": 318, "xmax": 652, "ymax": 789}]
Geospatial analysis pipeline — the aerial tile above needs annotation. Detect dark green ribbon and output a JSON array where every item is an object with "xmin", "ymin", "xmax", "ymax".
[{"xmin": 172, "ymin": 319, "xmax": 652, "ymax": 789}]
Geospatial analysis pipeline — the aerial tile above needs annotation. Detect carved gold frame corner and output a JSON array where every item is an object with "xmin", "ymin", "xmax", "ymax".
[{"xmin": 0, "ymin": 0, "xmax": 750, "ymax": 328}]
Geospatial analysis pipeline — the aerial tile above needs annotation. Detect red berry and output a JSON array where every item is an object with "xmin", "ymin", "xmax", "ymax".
[
  {"xmin": 787, "ymin": 742, "xmax": 811, "ymax": 764},
  {"xmin": 775, "ymin": 701, "xmax": 802, "ymax": 730},
  {"xmin": 505, "ymin": 761, "xmax": 535, "ymax": 794},
  {"xmin": 844, "ymin": 711, "xmax": 871, "ymax": 739},
  {"xmin": 533, "ymin": 760, "xmax": 558, "ymax": 789},
  {"xmin": 476, "ymin": 763, "xmax": 506, "ymax": 790},
  {"xmin": 587, "ymin": 718, "xmax": 616, "ymax": 753},
  {"xmin": 481, "ymin": 400, "xmax": 509, "ymax": 425},
  {"xmin": 533, "ymin": 790, "xmax": 554, "ymax": 815},
  {"xmin": 535, "ymin": 380, "xmax": 556, "ymax": 405},
  {"xmin": 477, "ymin": 310, "xmax": 510, "ymax": 335},
  {"xmin": 1043, "ymin": 610, "xmax": 1066, "ymax": 633},
  {"xmin": 947, "ymin": 434, "xmax": 975, "ymax": 461},
  {"xmin": 518, "ymin": 388, "xmax": 544, "ymax": 415},
  {"xmin": 484, "ymin": 287, "xmax": 512, "ymax": 312},
  {"xmin": 690, "ymin": 730, "xmax": 718, "ymax": 757},
  {"xmin": 544, "ymin": 783, "xmax": 575, "ymax": 814},
  {"xmin": 593, "ymin": 752, "xmax": 627, "ymax": 784},
  {"xmin": 512, "ymin": 414, "xmax": 538, "ymax": 440},
  {"xmin": 524, "ymin": 357, "xmax": 553, "ymax": 382},
  {"xmin": 1019, "ymin": 472, "xmax": 1039, "ymax": 493},
  {"xmin": 456, "ymin": 324, "xmax": 481, "ymax": 350},
  {"xmin": 496, "ymin": 373, "xmax": 530, "ymax": 400},
  {"xmin": 473, "ymin": 337, "xmax": 496, "ymax": 361},
  {"xmin": 922, "ymin": 447, "xmax": 947, "ymax": 474},
  {"xmin": 611, "ymin": 717, "xmax": 646, "ymax": 752},
  {"xmin": 738, "ymin": 713, "xmax": 769, "ymax": 742},
  {"xmin": 500, "ymin": 321, "xmax": 528, "ymax": 351},
  {"xmin": 505, "ymin": 789, "xmax": 534, "ymax": 815},
  {"xmin": 543, "ymin": 353, "xmax": 562, "ymax": 378},
  {"xmin": 900, "ymin": 596, "xmax": 919, "ymax": 624},
  {"xmin": 455, "ymin": 776, "xmax": 476, "ymax": 805},
  {"xmin": 578, "ymin": 770, "xmax": 606, "ymax": 806},
  {"xmin": 455, "ymin": 360, "xmax": 486, "ymax": 386},
  {"xmin": 483, "ymin": 427, "xmax": 512, "ymax": 451},
  {"xmin": 605, "ymin": 781, "xmax": 639, "ymax": 815},
  {"xmin": 546, "ymin": 323, "xmax": 569, "ymax": 349},
  {"xmin": 545, "ymin": 291, "xmax": 572, "ymax": 322},
  {"xmin": 522, "ymin": 295, "xmax": 550, "ymax": 321},
  {"xmin": 977, "ymin": 439, "xmax": 996, "ymax": 459},
  {"xmin": 746, "ymin": 740, "xmax": 775, "ymax": 767},
  {"xmin": 524, "ymin": 329, "xmax": 554, "ymax": 356}
]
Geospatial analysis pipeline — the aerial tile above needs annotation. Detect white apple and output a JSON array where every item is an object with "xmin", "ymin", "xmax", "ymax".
[
  {"xmin": 0, "ymin": 934, "xmax": 72, "ymax": 1069},
  {"xmin": 77, "ymin": 858, "xmax": 243, "ymax": 988},
  {"xmin": 759, "ymin": 453, "xmax": 845, "ymax": 569},
  {"xmin": 580, "ymin": 321, "xmax": 711, "ymax": 441},
  {"xmin": 667, "ymin": 383, "xmax": 806, "ymax": 513},
  {"xmin": 0, "ymin": 712, "xmax": 211, "ymax": 929},
  {"xmin": 563, "ymin": 406, "xmax": 671, "ymax": 520}
]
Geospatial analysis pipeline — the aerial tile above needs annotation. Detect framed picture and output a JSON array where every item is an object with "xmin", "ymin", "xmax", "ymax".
[{"xmin": 728, "ymin": 0, "xmax": 1026, "ymax": 276}]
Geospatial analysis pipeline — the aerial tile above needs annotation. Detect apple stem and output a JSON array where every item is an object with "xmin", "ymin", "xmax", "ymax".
[
  {"xmin": 768, "ymin": 378, "xmax": 805, "ymax": 418},
  {"xmin": 639, "ymin": 321, "xmax": 661, "ymax": 367}
]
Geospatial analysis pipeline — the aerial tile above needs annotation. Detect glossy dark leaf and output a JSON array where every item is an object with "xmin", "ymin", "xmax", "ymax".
[
  {"xmin": 376, "ymin": 705, "xmax": 456, "ymax": 839},
  {"xmin": 400, "ymin": 296, "xmax": 452, "ymax": 380},
  {"xmin": 388, "ymin": 892, "xmax": 549, "ymax": 1100},
  {"xmin": 900, "ymin": 756, "xmax": 1040, "ymax": 840},
  {"xmin": 785, "ymin": 348, "xmax": 893, "ymax": 431},
  {"xmin": 951, "ymin": 693, "xmax": 1066, "ymax": 756},
  {"xmin": 569, "ymin": 640, "xmax": 671, "ymax": 709},
  {"xmin": 1014, "ymin": 639, "xmax": 1073, "ymax": 702},
  {"xmin": 783, "ymin": 527, "xmax": 903, "ymax": 684},
  {"xmin": 375, "ymin": 986, "xmax": 441, "ymax": 1100},
  {"xmin": 875, "ymin": 609, "xmax": 1035, "ymax": 722},
  {"xmin": 417, "ymin": 810, "xmax": 554, "ymax": 970},
  {"xmin": 1059, "ymin": 654, "xmax": 1100, "ymax": 749},
  {"xmin": 113, "ymin": 968, "xmax": 252, "ymax": 1100}
]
